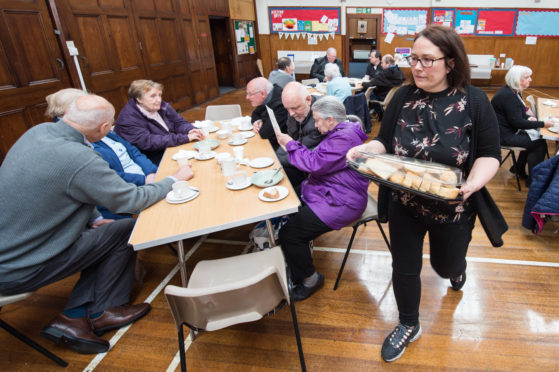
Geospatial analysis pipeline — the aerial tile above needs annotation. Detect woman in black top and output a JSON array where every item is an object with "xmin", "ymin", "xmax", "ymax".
[
  {"xmin": 347, "ymin": 25, "xmax": 501, "ymax": 363},
  {"xmin": 491, "ymin": 65, "xmax": 553, "ymax": 186}
]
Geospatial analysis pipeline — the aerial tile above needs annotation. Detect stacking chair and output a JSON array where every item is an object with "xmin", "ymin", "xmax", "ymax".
[
  {"xmin": 256, "ymin": 58, "xmax": 264, "ymax": 77},
  {"xmin": 165, "ymin": 246, "xmax": 306, "ymax": 372},
  {"xmin": 369, "ymin": 85, "xmax": 401, "ymax": 121},
  {"xmin": 301, "ymin": 78, "xmax": 319, "ymax": 86},
  {"xmin": 526, "ymin": 95, "xmax": 537, "ymax": 117},
  {"xmin": 364, "ymin": 86, "xmax": 375, "ymax": 102},
  {"xmin": 0, "ymin": 292, "xmax": 68, "ymax": 367},
  {"xmin": 501, "ymin": 145, "xmax": 526, "ymax": 191},
  {"xmin": 333, "ymin": 192, "xmax": 391, "ymax": 290},
  {"xmin": 204, "ymin": 104, "xmax": 242, "ymax": 121},
  {"xmin": 343, "ymin": 93, "xmax": 371, "ymax": 133}
]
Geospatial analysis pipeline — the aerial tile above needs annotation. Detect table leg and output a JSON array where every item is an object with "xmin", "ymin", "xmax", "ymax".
[
  {"xmin": 265, "ymin": 219, "xmax": 277, "ymax": 247},
  {"xmin": 177, "ymin": 240, "xmax": 188, "ymax": 287}
]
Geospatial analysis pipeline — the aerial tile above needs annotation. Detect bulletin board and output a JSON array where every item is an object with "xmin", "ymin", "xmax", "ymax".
[
  {"xmin": 475, "ymin": 9, "xmax": 516, "ymax": 36},
  {"xmin": 269, "ymin": 7, "xmax": 341, "ymax": 34},
  {"xmin": 234, "ymin": 20, "xmax": 256, "ymax": 55},
  {"xmin": 382, "ymin": 9, "xmax": 429, "ymax": 35},
  {"xmin": 432, "ymin": 9, "xmax": 455, "ymax": 28},
  {"xmin": 454, "ymin": 9, "xmax": 477, "ymax": 35},
  {"xmin": 515, "ymin": 10, "xmax": 559, "ymax": 37}
]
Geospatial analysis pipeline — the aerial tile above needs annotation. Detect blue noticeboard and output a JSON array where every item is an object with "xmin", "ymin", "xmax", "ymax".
[
  {"xmin": 516, "ymin": 10, "xmax": 559, "ymax": 37},
  {"xmin": 455, "ymin": 9, "xmax": 477, "ymax": 35}
]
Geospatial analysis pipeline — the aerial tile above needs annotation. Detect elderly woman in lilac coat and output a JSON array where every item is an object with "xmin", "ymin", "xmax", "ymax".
[
  {"xmin": 115, "ymin": 79, "xmax": 204, "ymax": 165},
  {"xmin": 276, "ymin": 96, "xmax": 369, "ymax": 301}
]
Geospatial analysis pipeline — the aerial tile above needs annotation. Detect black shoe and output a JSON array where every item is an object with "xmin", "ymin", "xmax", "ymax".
[
  {"xmin": 381, "ymin": 323, "xmax": 422, "ymax": 362},
  {"xmin": 292, "ymin": 273, "xmax": 324, "ymax": 301},
  {"xmin": 450, "ymin": 271, "xmax": 467, "ymax": 291}
]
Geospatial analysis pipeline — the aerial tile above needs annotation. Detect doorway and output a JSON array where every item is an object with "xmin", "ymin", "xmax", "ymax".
[{"xmin": 209, "ymin": 17, "xmax": 235, "ymax": 95}]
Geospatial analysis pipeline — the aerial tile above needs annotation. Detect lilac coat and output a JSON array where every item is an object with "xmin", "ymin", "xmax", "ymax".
[
  {"xmin": 286, "ymin": 121, "xmax": 369, "ymax": 230},
  {"xmin": 114, "ymin": 99, "xmax": 195, "ymax": 164}
]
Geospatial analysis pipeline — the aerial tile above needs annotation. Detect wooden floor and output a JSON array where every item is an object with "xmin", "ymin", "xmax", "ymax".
[{"xmin": 2, "ymin": 86, "xmax": 559, "ymax": 371}]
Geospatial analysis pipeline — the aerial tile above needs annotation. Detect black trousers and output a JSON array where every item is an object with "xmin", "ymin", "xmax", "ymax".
[
  {"xmin": 502, "ymin": 132, "xmax": 547, "ymax": 180},
  {"xmin": 279, "ymin": 205, "xmax": 331, "ymax": 283},
  {"xmin": 0, "ymin": 219, "xmax": 136, "ymax": 315},
  {"xmin": 388, "ymin": 199, "xmax": 475, "ymax": 326}
]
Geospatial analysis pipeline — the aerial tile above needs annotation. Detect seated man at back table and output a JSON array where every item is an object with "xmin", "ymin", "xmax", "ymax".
[
  {"xmin": 310, "ymin": 47, "xmax": 346, "ymax": 82},
  {"xmin": 247, "ymin": 77, "xmax": 288, "ymax": 150},
  {"xmin": 268, "ymin": 56, "xmax": 295, "ymax": 89},
  {"xmin": 362, "ymin": 54, "xmax": 405, "ymax": 101},
  {"xmin": 364, "ymin": 49, "xmax": 383, "ymax": 81},
  {"xmin": 276, "ymin": 82, "xmax": 325, "ymax": 190},
  {"xmin": 0, "ymin": 94, "xmax": 193, "ymax": 355}
]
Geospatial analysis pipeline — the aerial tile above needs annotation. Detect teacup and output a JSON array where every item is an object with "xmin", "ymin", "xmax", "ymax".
[
  {"xmin": 229, "ymin": 170, "xmax": 248, "ymax": 187},
  {"xmin": 221, "ymin": 157, "xmax": 237, "ymax": 177},
  {"xmin": 231, "ymin": 132, "xmax": 244, "ymax": 144},
  {"xmin": 239, "ymin": 118, "xmax": 252, "ymax": 130},
  {"xmin": 197, "ymin": 143, "xmax": 212, "ymax": 158},
  {"xmin": 215, "ymin": 152, "xmax": 232, "ymax": 164},
  {"xmin": 216, "ymin": 129, "xmax": 231, "ymax": 139},
  {"xmin": 172, "ymin": 181, "xmax": 193, "ymax": 199},
  {"xmin": 233, "ymin": 146, "xmax": 244, "ymax": 161},
  {"xmin": 221, "ymin": 121, "xmax": 232, "ymax": 131},
  {"xmin": 175, "ymin": 152, "xmax": 191, "ymax": 166}
]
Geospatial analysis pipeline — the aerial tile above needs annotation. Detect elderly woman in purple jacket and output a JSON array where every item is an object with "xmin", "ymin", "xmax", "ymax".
[
  {"xmin": 276, "ymin": 96, "xmax": 369, "ymax": 301},
  {"xmin": 115, "ymin": 79, "xmax": 204, "ymax": 164}
]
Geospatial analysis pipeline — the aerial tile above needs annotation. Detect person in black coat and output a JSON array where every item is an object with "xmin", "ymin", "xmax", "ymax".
[
  {"xmin": 247, "ymin": 77, "xmax": 288, "ymax": 150},
  {"xmin": 491, "ymin": 65, "xmax": 553, "ymax": 186},
  {"xmin": 309, "ymin": 48, "xmax": 346, "ymax": 82},
  {"xmin": 362, "ymin": 54, "xmax": 405, "ymax": 101}
]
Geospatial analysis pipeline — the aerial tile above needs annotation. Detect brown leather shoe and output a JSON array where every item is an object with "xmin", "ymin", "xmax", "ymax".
[
  {"xmin": 90, "ymin": 303, "xmax": 151, "ymax": 336},
  {"xmin": 40, "ymin": 314, "xmax": 110, "ymax": 354}
]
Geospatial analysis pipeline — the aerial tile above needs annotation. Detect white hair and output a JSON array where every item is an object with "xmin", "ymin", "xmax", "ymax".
[
  {"xmin": 324, "ymin": 63, "xmax": 341, "ymax": 80},
  {"xmin": 311, "ymin": 96, "xmax": 346, "ymax": 123},
  {"xmin": 327, "ymin": 47, "xmax": 337, "ymax": 56},
  {"xmin": 64, "ymin": 95, "xmax": 115, "ymax": 129},
  {"xmin": 506, "ymin": 65, "xmax": 532, "ymax": 91}
]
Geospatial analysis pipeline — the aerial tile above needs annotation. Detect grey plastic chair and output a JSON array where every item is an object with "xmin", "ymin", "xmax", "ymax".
[
  {"xmin": 0, "ymin": 292, "xmax": 68, "ymax": 367},
  {"xmin": 301, "ymin": 78, "xmax": 320, "ymax": 86},
  {"xmin": 165, "ymin": 246, "xmax": 306, "ymax": 372},
  {"xmin": 204, "ymin": 104, "xmax": 242, "ymax": 121}
]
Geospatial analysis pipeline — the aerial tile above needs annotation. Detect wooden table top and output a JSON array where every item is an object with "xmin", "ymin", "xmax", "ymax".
[
  {"xmin": 537, "ymin": 97, "xmax": 559, "ymax": 141},
  {"xmin": 129, "ymin": 127, "xmax": 301, "ymax": 250}
]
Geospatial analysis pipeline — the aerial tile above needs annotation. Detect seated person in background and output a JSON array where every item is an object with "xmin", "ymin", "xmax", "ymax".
[
  {"xmin": 268, "ymin": 56, "xmax": 295, "ymax": 89},
  {"xmin": 247, "ymin": 77, "xmax": 288, "ymax": 150},
  {"xmin": 364, "ymin": 49, "xmax": 383, "ymax": 81},
  {"xmin": 491, "ymin": 65, "xmax": 552, "ymax": 187},
  {"xmin": 115, "ymin": 79, "xmax": 205, "ymax": 165},
  {"xmin": 277, "ymin": 82, "xmax": 325, "ymax": 190},
  {"xmin": 325, "ymin": 63, "xmax": 352, "ymax": 103},
  {"xmin": 276, "ymin": 96, "xmax": 369, "ymax": 301},
  {"xmin": 45, "ymin": 88, "xmax": 87, "ymax": 121},
  {"xmin": 0, "ymin": 94, "xmax": 194, "ymax": 355},
  {"xmin": 310, "ymin": 47, "xmax": 346, "ymax": 82},
  {"xmin": 362, "ymin": 54, "xmax": 405, "ymax": 101}
]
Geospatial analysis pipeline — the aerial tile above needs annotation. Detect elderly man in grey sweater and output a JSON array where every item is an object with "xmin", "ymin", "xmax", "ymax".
[{"xmin": 0, "ymin": 94, "xmax": 193, "ymax": 354}]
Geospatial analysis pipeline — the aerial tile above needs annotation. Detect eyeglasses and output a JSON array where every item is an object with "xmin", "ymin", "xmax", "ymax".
[{"xmin": 406, "ymin": 55, "xmax": 445, "ymax": 68}]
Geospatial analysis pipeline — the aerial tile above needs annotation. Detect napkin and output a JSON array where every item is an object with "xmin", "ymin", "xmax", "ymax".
[{"xmin": 543, "ymin": 100, "xmax": 557, "ymax": 107}]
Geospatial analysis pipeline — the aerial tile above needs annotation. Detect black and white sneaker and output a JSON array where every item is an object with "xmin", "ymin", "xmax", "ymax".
[{"xmin": 381, "ymin": 323, "xmax": 422, "ymax": 362}]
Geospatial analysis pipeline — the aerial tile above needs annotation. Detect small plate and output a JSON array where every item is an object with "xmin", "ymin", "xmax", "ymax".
[
  {"xmin": 238, "ymin": 125, "xmax": 253, "ymax": 131},
  {"xmin": 258, "ymin": 186, "xmax": 289, "ymax": 202},
  {"xmin": 251, "ymin": 169, "xmax": 284, "ymax": 187},
  {"xmin": 166, "ymin": 188, "xmax": 200, "ymax": 204},
  {"xmin": 228, "ymin": 138, "xmax": 248, "ymax": 146},
  {"xmin": 205, "ymin": 126, "xmax": 219, "ymax": 133},
  {"xmin": 548, "ymin": 126, "xmax": 559, "ymax": 133},
  {"xmin": 226, "ymin": 179, "xmax": 252, "ymax": 190},
  {"xmin": 172, "ymin": 150, "xmax": 197, "ymax": 161},
  {"xmin": 250, "ymin": 157, "xmax": 274, "ymax": 168},
  {"xmin": 241, "ymin": 131, "xmax": 255, "ymax": 139},
  {"xmin": 194, "ymin": 139, "xmax": 220, "ymax": 150},
  {"xmin": 194, "ymin": 151, "xmax": 216, "ymax": 160}
]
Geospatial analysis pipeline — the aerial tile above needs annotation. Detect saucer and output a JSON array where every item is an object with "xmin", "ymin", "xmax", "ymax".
[
  {"xmin": 250, "ymin": 157, "xmax": 274, "ymax": 168},
  {"xmin": 241, "ymin": 131, "xmax": 255, "ymax": 139},
  {"xmin": 228, "ymin": 138, "xmax": 248, "ymax": 146},
  {"xmin": 194, "ymin": 151, "xmax": 216, "ymax": 160},
  {"xmin": 549, "ymin": 126, "xmax": 559, "ymax": 133},
  {"xmin": 172, "ymin": 150, "xmax": 197, "ymax": 161},
  {"xmin": 258, "ymin": 186, "xmax": 289, "ymax": 202},
  {"xmin": 194, "ymin": 139, "xmax": 220, "ymax": 150},
  {"xmin": 238, "ymin": 125, "xmax": 253, "ymax": 131},
  {"xmin": 251, "ymin": 169, "xmax": 284, "ymax": 187},
  {"xmin": 225, "ymin": 179, "xmax": 252, "ymax": 190},
  {"xmin": 205, "ymin": 126, "xmax": 219, "ymax": 133},
  {"xmin": 166, "ymin": 188, "xmax": 199, "ymax": 204}
]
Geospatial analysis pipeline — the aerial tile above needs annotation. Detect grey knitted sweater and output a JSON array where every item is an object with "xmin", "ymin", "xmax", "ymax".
[{"xmin": 0, "ymin": 120, "xmax": 174, "ymax": 282}]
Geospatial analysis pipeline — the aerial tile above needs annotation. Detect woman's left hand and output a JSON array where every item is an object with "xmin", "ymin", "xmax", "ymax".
[
  {"xmin": 459, "ymin": 180, "xmax": 479, "ymax": 201},
  {"xmin": 276, "ymin": 131, "xmax": 293, "ymax": 147},
  {"xmin": 188, "ymin": 129, "xmax": 205, "ymax": 141}
]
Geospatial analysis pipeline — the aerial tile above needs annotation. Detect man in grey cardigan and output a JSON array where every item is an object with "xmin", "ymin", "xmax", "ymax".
[
  {"xmin": 268, "ymin": 56, "xmax": 295, "ymax": 89},
  {"xmin": 0, "ymin": 95, "xmax": 193, "ymax": 354}
]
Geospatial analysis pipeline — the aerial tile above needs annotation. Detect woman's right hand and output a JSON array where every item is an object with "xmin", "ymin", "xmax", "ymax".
[
  {"xmin": 346, "ymin": 140, "xmax": 387, "ymax": 161},
  {"xmin": 543, "ymin": 119, "xmax": 554, "ymax": 128},
  {"xmin": 188, "ymin": 129, "xmax": 205, "ymax": 141}
]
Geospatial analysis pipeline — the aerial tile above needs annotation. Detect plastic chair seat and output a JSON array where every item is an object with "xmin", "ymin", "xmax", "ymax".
[{"xmin": 205, "ymin": 104, "xmax": 242, "ymax": 121}]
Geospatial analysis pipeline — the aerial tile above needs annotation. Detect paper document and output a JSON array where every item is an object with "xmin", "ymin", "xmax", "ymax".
[{"xmin": 265, "ymin": 105, "xmax": 286, "ymax": 150}]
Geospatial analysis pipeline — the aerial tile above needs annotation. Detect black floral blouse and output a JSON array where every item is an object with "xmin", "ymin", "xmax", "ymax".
[{"xmin": 391, "ymin": 87, "xmax": 473, "ymax": 223}]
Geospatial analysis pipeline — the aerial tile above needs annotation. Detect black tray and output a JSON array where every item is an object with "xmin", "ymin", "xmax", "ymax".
[{"xmin": 348, "ymin": 161, "xmax": 463, "ymax": 203}]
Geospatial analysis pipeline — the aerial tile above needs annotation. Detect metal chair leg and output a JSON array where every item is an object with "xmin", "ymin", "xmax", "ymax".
[
  {"xmin": 375, "ymin": 220, "xmax": 391, "ymax": 251},
  {"xmin": 178, "ymin": 324, "xmax": 187, "ymax": 372},
  {"xmin": 510, "ymin": 151, "xmax": 522, "ymax": 191},
  {"xmin": 287, "ymin": 279, "xmax": 307, "ymax": 372},
  {"xmin": 0, "ymin": 318, "xmax": 68, "ymax": 367},
  {"xmin": 333, "ymin": 225, "xmax": 359, "ymax": 290}
]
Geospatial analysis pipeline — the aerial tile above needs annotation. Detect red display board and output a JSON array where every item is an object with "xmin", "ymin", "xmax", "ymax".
[
  {"xmin": 475, "ymin": 9, "xmax": 516, "ymax": 36},
  {"xmin": 269, "ymin": 7, "xmax": 341, "ymax": 34}
]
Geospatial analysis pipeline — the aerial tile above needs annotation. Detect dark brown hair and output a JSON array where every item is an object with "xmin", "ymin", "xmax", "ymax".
[{"xmin": 410, "ymin": 25, "xmax": 470, "ymax": 90}]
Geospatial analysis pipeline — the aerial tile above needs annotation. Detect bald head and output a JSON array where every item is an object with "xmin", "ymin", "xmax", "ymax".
[
  {"xmin": 246, "ymin": 77, "xmax": 273, "ymax": 107},
  {"xmin": 63, "ymin": 95, "xmax": 115, "ymax": 141},
  {"xmin": 282, "ymin": 82, "xmax": 312, "ymax": 122}
]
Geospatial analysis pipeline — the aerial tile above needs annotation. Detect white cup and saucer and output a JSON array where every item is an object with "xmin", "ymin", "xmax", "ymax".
[
  {"xmin": 229, "ymin": 132, "xmax": 247, "ymax": 146},
  {"xmin": 226, "ymin": 170, "xmax": 251, "ymax": 190},
  {"xmin": 238, "ymin": 117, "xmax": 253, "ymax": 131},
  {"xmin": 216, "ymin": 129, "xmax": 231, "ymax": 139},
  {"xmin": 167, "ymin": 181, "xmax": 199, "ymax": 203},
  {"xmin": 221, "ymin": 157, "xmax": 237, "ymax": 177},
  {"xmin": 196, "ymin": 142, "xmax": 215, "ymax": 160}
]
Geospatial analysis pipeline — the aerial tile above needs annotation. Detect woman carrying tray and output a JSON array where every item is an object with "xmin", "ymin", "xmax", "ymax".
[{"xmin": 347, "ymin": 25, "xmax": 501, "ymax": 363}]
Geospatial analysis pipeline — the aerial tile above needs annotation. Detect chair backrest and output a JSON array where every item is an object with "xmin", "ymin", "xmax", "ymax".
[
  {"xmin": 165, "ymin": 247, "xmax": 289, "ymax": 332},
  {"xmin": 382, "ymin": 86, "xmax": 400, "ymax": 108},
  {"xmin": 301, "ymin": 78, "xmax": 319, "ymax": 86},
  {"xmin": 364, "ymin": 86, "xmax": 375, "ymax": 102},
  {"xmin": 526, "ymin": 95, "xmax": 537, "ymax": 116},
  {"xmin": 205, "ymin": 104, "xmax": 242, "ymax": 121},
  {"xmin": 256, "ymin": 58, "xmax": 264, "ymax": 77}
]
